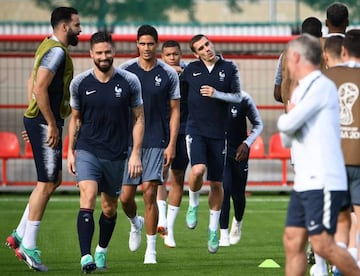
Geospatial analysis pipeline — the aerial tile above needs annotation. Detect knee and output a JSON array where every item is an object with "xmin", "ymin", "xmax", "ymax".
[
  {"xmin": 37, "ymin": 182, "xmax": 56, "ymax": 197},
  {"xmin": 102, "ymin": 202, "xmax": 118, "ymax": 217},
  {"xmin": 142, "ymin": 185, "xmax": 157, "ymax": 205},
  {"xmin": 191, "ymin": 165, "xmax": 206, "ymax": 179},
  {"xmin": 283, "ymin": 229, "xmax": 305, "ymax": 253},
  {"xmin": 210, "ymin": 182, "xmax": 223, "ymax": 194},
  {"xmin": 120, "ymin": 193, "xmax": 131, "ymax": 206}
]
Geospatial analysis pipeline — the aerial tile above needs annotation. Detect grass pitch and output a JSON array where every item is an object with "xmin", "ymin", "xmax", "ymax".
[{"xmin": 0, "ymin": 192, "xmax": 288, "ymax": 275}]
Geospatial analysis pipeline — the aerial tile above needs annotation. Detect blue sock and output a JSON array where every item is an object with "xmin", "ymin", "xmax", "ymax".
[
  {"xmin": 77, "ymin": 208, "xmax": 94, "ymax": 256},
  {"xmin": 98, "ymin": 212, "xmax": 117, "ymax": 249}
]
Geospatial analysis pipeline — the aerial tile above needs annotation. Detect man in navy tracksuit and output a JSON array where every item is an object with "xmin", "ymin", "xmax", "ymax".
[{"xmin": 181, "ymin": 34, "xmax": 242, "ymax": 254}]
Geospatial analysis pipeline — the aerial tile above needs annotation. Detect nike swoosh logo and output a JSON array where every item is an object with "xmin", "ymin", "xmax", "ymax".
[
  {"xmin": 307, "ymin": 224, "xmax": 319, "ymax": 231},
  {"xmin": 193, "ymin": 72, "xmax": 202, "ymax": 77},
  {"xmin": 86, "ymin": 90, "xmax": 96, "ymax": 95}
]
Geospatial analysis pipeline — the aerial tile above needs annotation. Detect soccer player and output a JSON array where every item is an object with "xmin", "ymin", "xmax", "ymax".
[
  {"xmin": 181, "ymin": 34, "xmax": 242, "ymax": 254},
  {"xmin": 277, "ymin": 33, "xmax": 360, "ymax": 276},
  {"xmin": 156, "ymin": 40, "xmax": 189, "ymax": 248},
  {"xmin": 67, "ymin": 31, "xmax": 144, "ymax": 273},
  {"xmin": 324, "ymin": 2, "xmax": 349, "ymax": 37},
  {"xmin": 273, "ymin": 16, "xmax": 323, "ymax": 106},
  {"xmin": 5, "ymin": 7, "xmax": 81, "ymax": 272},
  {"xmin": 219, "ymin": 91, "xmax": 263, "ymax": 246},
  {"xmin": 323, "ymin": 35, "xmax": 344, "ymax": 68},
  {"xmin": 119, "ymin": 25, "xmax": 180, "ymax": 264},
  {"xmin": 323, "ymin": 29, "xmax": 360, "ymax": 275}
]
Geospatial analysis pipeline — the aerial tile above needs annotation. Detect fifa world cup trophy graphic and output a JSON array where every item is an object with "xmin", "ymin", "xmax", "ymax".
[{"xmin": 339, "ymin": 82, "xmax": 359, "ymax": 125}]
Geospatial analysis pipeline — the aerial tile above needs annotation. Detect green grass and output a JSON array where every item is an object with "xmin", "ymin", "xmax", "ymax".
[{"xmin": 0, "ymin": 193, "xmax": 288, "ymax": 275}]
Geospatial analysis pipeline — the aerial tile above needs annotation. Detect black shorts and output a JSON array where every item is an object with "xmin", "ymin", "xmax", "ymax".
[{"xmin": 24, "ymin": 117, "xmax": 62, "ymax": 183}]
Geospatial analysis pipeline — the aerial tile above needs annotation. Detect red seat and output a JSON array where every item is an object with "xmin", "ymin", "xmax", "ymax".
[
  {"xmin": 268, "ymin": 132, "xmax": 291, "ymax": 185},
  {"xmin": 62, "ymin": 135, "xmax": 69, "ymax": 159},
  {"xmin": 249, "ymin": 135, "xmax": 266, "ymax": 159},
  {"xmin": 23, "ymin": 141, "xmax": 33, "ymax": 158},
  {"xmin": 0, "ymin": 131, "xmax": 21, "ymax": 185}
]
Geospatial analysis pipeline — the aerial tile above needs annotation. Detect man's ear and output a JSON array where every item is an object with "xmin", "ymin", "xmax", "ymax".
[
  {"xmin": 341, "ymin": 45, "xmax": 348, "ymax": 59},
  {"xmin": 193, "ymin": 53, "xmax": 199, "ymax": 59}
]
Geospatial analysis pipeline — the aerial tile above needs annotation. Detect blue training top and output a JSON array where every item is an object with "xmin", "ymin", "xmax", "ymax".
[
  {"xmin": 181, "ymin": 55, "xmax": 242, "ymax": 139},
  {"xmin": 226, "ymin": 91, "xmax": 263, "ymax": 159},
  {"xmin": 70, "ymin": 67, "xmax": 143, "ymax": 160},
  {"xmin": 120, "ymin": 58, "xmax": 180, "ymax": 148}
]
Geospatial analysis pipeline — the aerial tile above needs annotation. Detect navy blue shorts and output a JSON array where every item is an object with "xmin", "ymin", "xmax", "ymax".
[
  {"xmin": 75, "ymin": 150, "xmax": 124, "ymax": 197},
  {"xmin": 171, "ymin": 134, "xmax": 189, "ymax": 171},
  {"xmin": 186, "ymin": 134, "xmax": 226, "ymax": 182},
  {"xmin": 347, "ymin": 166, "xmax": 360, "ymax": 206},
  {"xmin": 286, "ymin": 189, "xmax": 347, "ymax": 235},
  {"xmin": 24, "ymin": 117, "xmax": 63, "ymax": 183},
  {"xmin": 122, "ymin": 147, "xmax": 164, "ymax": 185}
]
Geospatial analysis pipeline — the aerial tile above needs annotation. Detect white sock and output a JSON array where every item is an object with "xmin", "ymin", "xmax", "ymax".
[
  {"xmin": 22, "ymin": 220, "xmax": 41, "ymax": 249},
  {"xmin": 96, "ymin": 244, "xmax": 108, "ymax": 253},
  {"xmin": 314, "ymin": 253, "xmax": 328, "ymax": 274},
  {"xmin": 220, "ymin": 228, "xmax": 229, "ymax": 238},
  {"xmin": 348, "ymin": 247, "xmax": 358, "ymax": 261},
  {"xmin": 189, "ymin": 190, "xmax": 199, "ymax": 207},
  {"xmin": 209, "ymin": 209, "xmax": 221, "ymax": 231},
  {"xmin": 146, "ymin": 234, "xmax": 157, "ymax": 254},
  {"xmin": 129, "ymin": 215, "xmax": 140, "ymax": 229},
  {"xmin": 336, "ymin": 241, "xmax": 347, "ymax": 249},
  {"xmin": 157, "ymin": 200, "xmax": 167, "ymax": 227},
  {"xmin": 166, "ymin": 205, "xmax": 179, "ymax": 235},
  {"xmin": 16, "ymin": 203, "xmax": 29, "ymax": 238}
]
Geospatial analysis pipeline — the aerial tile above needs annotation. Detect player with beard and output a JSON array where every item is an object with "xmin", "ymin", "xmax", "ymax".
[
  {"xmin": 67, "ymin": 31, "xmax": 144, "ymax": 273},
  {"xmin": 5, "ymin": 7, "xmax": 81, "ymax": 272}
]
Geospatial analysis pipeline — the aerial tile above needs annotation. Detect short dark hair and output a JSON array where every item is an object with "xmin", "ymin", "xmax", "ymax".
[
  {"xmin": 90, "ymin": 31, "xmax": 113, "ymax": 48},
  {"xmin": 343, "ymin": 29, "xmax": 360, "ymax": 58},
  {"xmin": 137, "ymin": 24, "xmax": 158, "ymax": 43},
  {"xmin": 162, "ymin": 40, "xmax": 181, "ymax": 51},
  {"xmin": 301, "ymin": 17, "xmax": 322, "ymax": 38},
  {"xmin": 189, "ymin": 34, "xmax": 208, "ymax": 52},
  {"xmin": 326, "ymin": 2, "xmax": 349, "ymax": 28},
  {"xmin": 324, "ymin": 35, "xmax": 344, "ymax": 58},
  {"xmin": 50, "ymin": 7, "xmax": 78, "ymax": 29}
]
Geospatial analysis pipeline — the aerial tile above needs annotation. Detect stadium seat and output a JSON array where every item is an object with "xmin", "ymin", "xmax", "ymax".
[
  {"xmin": 267, "ymin": 132, "xmax": 291, "ymax": 185},
  {"xmin": 249, "ymin": 135, "xmax": 266, "ymax": 159},
  {"xmin": 0, "ymin": 131, "xmax": 21, "ymax": 185},
  {"xmin": 23, "ymin": 141, "xmax": 33, "ymax": 158},
  {"xmin": 62, "ymin": 134, "xmax": 69, "ymax": 159}
]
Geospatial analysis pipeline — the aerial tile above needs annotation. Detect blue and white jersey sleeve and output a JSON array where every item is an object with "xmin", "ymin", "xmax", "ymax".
[
  {"xmin": 69, "ymin": 69, "xmax": 93, "ymax": 110},
  {"xmin": 212, "ymin": 61, "xmax": 242, "ymax": 103},
  {"xmin": 243, "ymin": 92, "xmax": 263, "ymax": 147},
  {"xmin": 158, "ymin": 60, "xmax": 181, "ymax": 100},
  {"xmin": 114, "ymin": 67, "xmax": 143, "ymax": 108},
  {"xmin": 39, "ymin": 47, "xmax": 65, "ymax": 74}
]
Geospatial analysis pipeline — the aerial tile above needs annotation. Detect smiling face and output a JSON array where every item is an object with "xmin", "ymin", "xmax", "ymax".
[
  {"xmin": 191, "ymin": 36, "xmax": 216, "ymax": 64},
  {"xmin": 66, "ymin": 13, "xmax": 81, "ymax": 46},
  {"xmin": 90, "ymin": 41, "xmax": 114, "ymax": 73},
  {"xmin": 137, "ymin": 35, "xmax": 158, "ymax": 62}
]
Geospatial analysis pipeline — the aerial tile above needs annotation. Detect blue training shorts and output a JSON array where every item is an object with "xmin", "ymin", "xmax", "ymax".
[
  {"xmin": 75, "ymin": 149, "xmax": 125, "ymax": 197},
  {"xmin": 347, "ymin": 165, "xmax": 360, "ymax": 206},
  {"xmin": 186, "ymin": 134, "xmax": 226, "ymax": 182},
  {"xmin": 24, "ymin": 117, "xmax": 63, "ymax": 183},
  {"xmin": 286, "ymin": 189, "xmax": 347, "ymax": 235},
  {"xmin": 122, "ymin": 147, "xmax": 164, "ymax": 185},
  {"xmin": 171, "ymin": 134, "xmax": 189, "ymax": 171}
]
